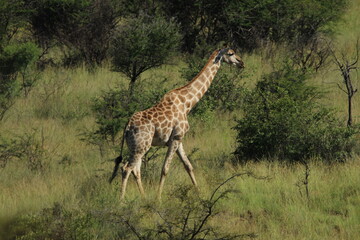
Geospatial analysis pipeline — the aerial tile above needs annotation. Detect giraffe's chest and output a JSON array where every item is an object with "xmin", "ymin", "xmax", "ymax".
[
  {"xmin": 152, "ymin": 116, "xmax": 189, "ymax": 145},
  {"xmin": 151, "ymin": 123, "xmax": 174, "ymax": 146}
]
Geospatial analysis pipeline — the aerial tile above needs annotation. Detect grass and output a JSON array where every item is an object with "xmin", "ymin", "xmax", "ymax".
[
  {"xmin": 227, "ymin": 161, "xmax": 360, "ymax": 239},
  {"xmin": 2, "ymin": 74, "xmax": 360, "ymax": 239},
  {"xmin": 3, "ymin": 157, "xmax": 358, "ymax": 239},
  {"xmin": 1, "ymin": 1, "xmax": 360, "ymax": 239}
]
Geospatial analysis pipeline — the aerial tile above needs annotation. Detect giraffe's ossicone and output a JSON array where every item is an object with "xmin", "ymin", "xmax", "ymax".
[{"xmin": 109, "ymin": 48, "xmax": 244, "ymax": 200}]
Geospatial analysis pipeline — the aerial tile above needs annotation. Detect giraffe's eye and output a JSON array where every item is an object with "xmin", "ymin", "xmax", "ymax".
[{"xmin": 227, "ymin": 53, "xmax": 234, "ymax": 56}]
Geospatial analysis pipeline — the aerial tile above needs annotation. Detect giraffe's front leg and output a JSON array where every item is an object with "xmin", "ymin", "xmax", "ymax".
[
  {"xmin": 176, "ymin": 142, "xmax": 198, "ymax": 188},
  {"xmin": 158, "ymin": 140, "xmax": 180, "ymax": 199},
  {"xmin": 120, "ymin": 162, "xmax": 131, "ymax": 200}
]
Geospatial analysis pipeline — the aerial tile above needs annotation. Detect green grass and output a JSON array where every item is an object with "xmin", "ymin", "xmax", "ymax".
[
  {"xmin": 1, "ymin": 1, "xmax": 360, "ymax": 239},
  {"xmin": 226, "ymin": 161, "xmax": 360, "ymax": 239}
]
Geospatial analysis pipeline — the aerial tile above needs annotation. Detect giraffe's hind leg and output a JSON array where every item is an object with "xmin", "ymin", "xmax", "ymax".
[
  {"xmin": 120, "ymin": 122, "xmax": 154, "ymax": 200},
  {"xmin": 132, "ymin": 163, "xmax": 145, "ymax": 196},
  {"xmin": 120, "ymin": 151, "xmax": 147, "ymax": 200},
  {"xmin": 120, "ymin": 162, "xmax": 131, "ymax": 200}
]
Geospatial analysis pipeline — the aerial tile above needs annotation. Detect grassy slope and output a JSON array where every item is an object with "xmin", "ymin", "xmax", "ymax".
[{"xmin": 1, "ymin": 1, "xmax": 360, "ymax": 239}]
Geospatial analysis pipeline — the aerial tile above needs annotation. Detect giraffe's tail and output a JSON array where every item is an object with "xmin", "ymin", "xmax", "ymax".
[
  {"xmin": 109, "ymin": 122, "xmax": 128, "ymax": 184},
  {"xmin": 109, "ymin": 155, "xmax": 123, "ymax": 183}
]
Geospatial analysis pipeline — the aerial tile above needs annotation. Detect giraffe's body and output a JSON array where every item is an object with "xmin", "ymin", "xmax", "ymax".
[{"xmin": 110, "ymin": 48, "xmax": 244, "ymax": 200}]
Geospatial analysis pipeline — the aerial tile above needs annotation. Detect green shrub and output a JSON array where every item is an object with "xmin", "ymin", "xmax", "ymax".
[
  {"xmin": 234, "ymin": 66, "xmax": 359, "ymax": 163},
  {"xmin": 0, "ymin": 131, "xmax": 47, "ymax": 171},
  {"xmin": 1, "ymin": 203, "xmax": 95, "ymax": 240},
  {"xmin": 88, "ymin": 82, "xmax": 168, "ymax": 145},
  {"xmin": 0, "ymin": 42, "xmax": 40, "ymax": 120},
  {"xmin": 0, "ymin": 43, "xmax": 40, "ymax": 76}
]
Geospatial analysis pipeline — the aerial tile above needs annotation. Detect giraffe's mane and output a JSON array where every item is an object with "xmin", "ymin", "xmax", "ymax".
[{"xmin": 173, "ymin": 50, "xmax": 219, "ymax": 92}]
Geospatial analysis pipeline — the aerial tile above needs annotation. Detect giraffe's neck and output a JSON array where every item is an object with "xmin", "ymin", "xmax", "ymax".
[{"xmin": 176, "ymin": 50, "xmax": 221, "ymax": 113}]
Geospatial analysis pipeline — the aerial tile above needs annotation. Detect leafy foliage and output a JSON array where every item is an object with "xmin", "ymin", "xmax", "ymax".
[
  {"xmin": 109, "ymin": 14, "xmax": 181, "ymax": 95},
  {"xmin": 0, "ymin": 1, "xmax": 41, "ymax": 119},
  {"xmin": 0, "ymin": 131, "xmax": 47, "ymax": 171},
  {"xmin": 234, "ymin": 66, "xmax": 359, "ymax": 163},
  {"xmin": 224, "ymin": 0, "xmax": 346, "ymax": 50},
  {"xmin": 0, "ymin": 0, "xmax": 30, "ymax": 44},
  {"xmin": 0, "ymin": 42, "xmax": 40, "ymax": 120},
  {"xmin": 0, "ymin": 43, "xmax": 40, "ymax": 76},
  {"xmin": 160, "ymin": 0, "xmax": 346, "ymax": 52},
  {"xmin": 2, "ymin": 203, "xmax": 95, "ymax": 240},
  {"xmin": 89, "ymin": 82, "xmax": 168, "ymax": 145},
  {"xmin": 29, "ymin": 0, "xmax": 121, "ymax": 67}
]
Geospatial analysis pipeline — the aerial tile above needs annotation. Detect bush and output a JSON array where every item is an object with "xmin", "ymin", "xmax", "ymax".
[
  {"xmin": 234, "ymin": 66, "xmax": 359, "ymax": 163},
  {"xmin": 87, "ymin": 81, "xmax": 168, "ymax": 145},
  {"xmin": 0, "ymin": 131, "xmax": 47, "ymax": 171},
  {"xmin": 0, "ymin": 42, "xmax": 40, "ymax": 120},
  {"xmin": 1, "ymin": 203, "xmax": 95, "ymax": 240}
]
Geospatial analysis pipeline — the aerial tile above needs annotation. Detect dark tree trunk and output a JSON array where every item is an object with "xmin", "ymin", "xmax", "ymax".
[
  {"xmin": 348, "ymin": 95, "xmax": 353, "ymax": 127},
  {"xmin": 129, "ymin": 62, "xmax": 138, "ymax": 98},
  {"xmin": 342, "ymin": 68, "xmax": 357, "ymax": 127},
  {"xmin": 129, "ymin": 77, "xmax": 136, "ymax": 98}
]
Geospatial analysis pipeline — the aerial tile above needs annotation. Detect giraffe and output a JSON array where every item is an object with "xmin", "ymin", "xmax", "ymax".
[{"xmin": 109, "ymin": 48, "xmax": 244, "ymax": 200}]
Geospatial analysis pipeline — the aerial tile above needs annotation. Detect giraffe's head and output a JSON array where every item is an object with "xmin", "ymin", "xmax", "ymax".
[{"xmin": 214, "ymin": 48, "xmax": 244, "ymax": 68}]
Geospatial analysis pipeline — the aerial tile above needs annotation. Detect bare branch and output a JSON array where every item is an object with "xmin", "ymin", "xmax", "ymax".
[
  {"xmin": 325, "ymin": 39, "xmax": 342, "ymax": 68},
  {"xmin": 337, "ymin": 83, "xmax": 348, "ymax": 94},
  {"xmin": 121, "ymin": 217, "xmax": 143, "ymax": 240},
  {"xmin": 189, "ymin": 209, "xmax": 212, "ymax": 240},
  {"xmin": 181, "ymin": 209, "xmax": 192, "ymax": 235},
  {"xmin": 353, "ymin": 38, "xmax": 360, "ymax": 66}
]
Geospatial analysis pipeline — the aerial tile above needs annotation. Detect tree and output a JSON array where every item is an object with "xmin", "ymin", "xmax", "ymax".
[
  {"xmin": 29, "ymin": 0, "xmax": 121, "ymax": 67},
  {"xmin": 159, "ymin": 0, "xmax": 346, "ymax": 53},
  {"xmin": 109, "ymin": 14, "xmax": 181, "ymax": 96},
  {"xmin": 330, "ymin": 40, "xmax": 359, "ymax": 127},
  {"xmin": 223, "ymin": 0, "xmax": 346, "ymax": 50},
  {"xmin": 0, "ymin": 0, "xmax": 40, "ymax": 120}
]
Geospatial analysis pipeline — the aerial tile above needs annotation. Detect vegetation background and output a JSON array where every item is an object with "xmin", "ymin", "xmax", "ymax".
[{"xmin": 0, "ymin": 0, "xmax": 360, "ymax": 239}]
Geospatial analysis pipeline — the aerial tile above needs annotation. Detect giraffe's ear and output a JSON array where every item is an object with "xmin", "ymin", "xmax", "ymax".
[{"xmin": 213, "ymin": 48, "xmax": 229, "ymax": 64}]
